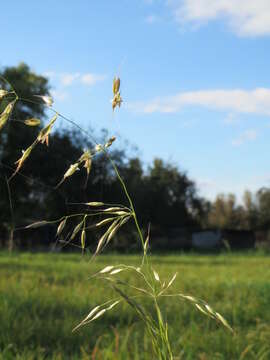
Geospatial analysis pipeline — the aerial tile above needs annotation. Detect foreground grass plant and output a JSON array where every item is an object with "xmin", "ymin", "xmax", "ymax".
[{"xmin": 0, "ymin": 75, "xmax": 232, "ymax": 359}]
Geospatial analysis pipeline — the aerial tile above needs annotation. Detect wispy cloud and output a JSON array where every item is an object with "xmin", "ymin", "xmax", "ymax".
[
  {"xmin": 80, "ymin": 73, "xmax": 106, "ymax": 85},
  {"xmin": 60, "ymin": 73, "xmax": 80, "ymax": 86},
  {"xmin": 129, "ymin": 88, "xmax": 270, "ymax": 116},
  {"xmin": 168, "ymin": 0, "xmax": 270, "ymax": 37},
  {"xmin": 44, "ymin": 71, "xmax": 106, "ymax": 87},
  {"xmin": 50, "ymin": 89, "xmax": 69, "ymax": 102},
  {"xmin": 232, "ymin": 129, "xmax": 258, "ymax": 146}
]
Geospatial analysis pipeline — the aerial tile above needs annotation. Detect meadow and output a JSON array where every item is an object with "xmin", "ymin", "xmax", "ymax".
[{"xmin": 0, "ymin": 251, "xmax": 270, "ymax": 359}]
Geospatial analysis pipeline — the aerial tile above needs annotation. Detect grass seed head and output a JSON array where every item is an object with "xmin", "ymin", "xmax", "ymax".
[
  {"xmin": 113, "ymin": 77, "xmax": 120, "ymax": 95},
  {"xmin": 109, "ymin": 268, "xmax": 124, "ymax": 275},
  {"xmin": 100, "ymin": 266, "xmax": 114, "ymax": 274},
  {"xmin": 37, "ymin": 114, "xmax": 58, "ymax": 146},
  {"xmin": 71, "ymin": 221, "xmax": 83, "ymax": 240},
  {"xmin": 112, "ymin": 92, "xmax": 123, "ymax": 111},
  {"xmin": 153, "ymin": 269, "xmax": 160, "ymax": 282},
  {"xmin": 0, "ymin": 89, "xmax": 9, "ymax": 99},
  {"xmin": 0, "ymin": 100, "xmax": 15, "ymax": 132},
  {"xmin": 57, "ymin": 218, "xmax": 67, "ymax": 236},
  {"xmin": 81, "ymin": 230, "xmax": 86, "ymax": 250},
  {"xmin": 105, "ymin": 136, "xmax": 116, "ymax": 148},
  {"xmin": 14, "ymin": 145, "xmax": 34, "ymax": 174},
  {"xmin": 25, "ymin": 220, "xmax": 48, "ymax": 228},
  {"xmin": 95, "ymin": 144, "xmax": 103, "ymax": 153},
  {"xmin": 64, "ymin": 163, "xmax": 80, "ymax": 179},
  {"xmin": 34, "ymin": 95, "xmax": 53, "ymax": 106},
  {"xmin": 78, "ymin": 149, "xmax": 91, "ymax": 163},
  {"xmin": 24, "ymin": 118, "xmax": 41, "ymax": 126},
  {"xmin": 86, "ymin": 202, "xmax": 105, "ymax": 207}
]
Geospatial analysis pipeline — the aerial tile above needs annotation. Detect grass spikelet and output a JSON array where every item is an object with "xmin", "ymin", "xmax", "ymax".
[
  {"xmin": 81, "ymin": 229, "xmax": 86, "ymax": 250},
  {"xmin": 104, "ymin": 136, "xmax": 116, "ymax": 148},
  {"xmin": 109, "ymin": 268, "xmax": 124, "ymax": 275},
  {"xmin": 24, "ymin": 118, "xmax": 41, "ymax": 126},
  {"xmin": 0, "ymin": 89, "xmax": 9, "ymax": 99},
  {"xmin": 111, "ymin": 77, "xmax": 123, "ymax": 111},
  {"xmin": 78, "ymin": 150, "xmax": 92, "ymax": 186},
  {"xmin": 34, "ymin": 95, "xmax": 53, "ymax": 106},
  {"xmin": 95, "ymin": 144, "xmax": 103, "ymax": 152},
  {"xmin": 106, "ymin": 217, "xmax": 128, "ymax": 243},
  {"xmin": 85, "ymin": 202, "xmax": 105, "ymax": 207},
  {"xmin": 73, "ymin": 301, "xmax": 121, "ymax": 332},
  {"xmin": 113, "ymin": 77, "xmax": 120, "ymax": 95},
  {"xmin": 177, "ymin": 293, "xmax": 233, "ymax": 332},
  {"xmin": 153, "ymin": 269, "xmax": 160, "ymax": 282},
  {"xmin": 57, "ymin": 218, "xmax": 67, "ymax": 236},
  {"xmin": 71, "ymin": 221, "xmax": 83, "ymax": 240},
  {"xmin": 166, "ymin": 273, "xmax": 177, "ymax": 289},
  {"xmin": 103, "ymin": 207, "xmax": 127, "ymax": 212},
  {"xmin": 63, "ymin": 163, "xmax": 80, "ymax": 179},
  {"xmin": 94, "ymin": 219, "xmax": 119, "ymax": 256},
  {"xmin": 73, "ymin": 305, "xmax": 101, "ymax": 332},
  {"xmin": 11, "ymin": 144, "xmax": 35, "ymax": 179},
  {"xmin": 55, "ymin": 162, "xmax": 80, "ymax": 188},
  {"xmin": 37, "ymin": 113, "xmax": 58, "ymax": 146},
  {"xmin": 112, "ymin": 92, "xmax": 123, "ymax": 111},
  {"xmin": 99, "ymin": 266, "xmax": 115, "ymax": 274},
  {"xmin": 0, "ymin": 100, "xmax": 15, "ymax": 132},
  {"xmin": 25, "ymin": 220, "xmax": 48, "ymax": 228},
  {"xmin": 215, "ymin": 312, "xmax": 233, "ymax": 332}
]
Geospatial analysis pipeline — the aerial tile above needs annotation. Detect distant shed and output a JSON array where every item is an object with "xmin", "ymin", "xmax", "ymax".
[
  {"xmin": 192, "ymin": 229, "xmax": 255, "ymax": 251},
  {"xmin": 192, "ymin": 230, "xmax": 221, "ymax": 250}
]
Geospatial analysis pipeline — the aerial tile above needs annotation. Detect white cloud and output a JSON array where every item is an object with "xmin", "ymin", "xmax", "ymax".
[
  {"xmin": 60, "ymin": 73, "xmax": 80, "ymax": 86},
  {"xmin": 168, "ymin": 0, "xmax": 270, "ymax": 37},
  {"xmin": 50, "ymin": 89, "xmax": 68, "ymax": 102},
  {"xmin": 129, "ymin": 88, "xmax": 270, "ymax": 116},
  {"xmin": 232, "ymin": 129, "xmax": 258, "ymax": 146},
  {"xmin": 44, "ymin": 71, "xmax": 106, "ymax": 87},
  {"xmin": 80, "ymin": 73, "xmax": 106, "ymax": 86}
]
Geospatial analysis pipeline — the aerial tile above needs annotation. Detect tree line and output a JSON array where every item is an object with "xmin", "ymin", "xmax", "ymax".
[{"xmin": 1, "ymin": 64, "xmax": 270, "ymax": 250}]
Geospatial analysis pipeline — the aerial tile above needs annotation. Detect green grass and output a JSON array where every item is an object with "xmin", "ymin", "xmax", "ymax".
[{"xmin": 0, "ymin": 251, "xmax": 270, "ymax": 359}]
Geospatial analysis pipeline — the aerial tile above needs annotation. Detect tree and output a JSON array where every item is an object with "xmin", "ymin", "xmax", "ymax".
[
  {"xmin": 242, "ymin": 190, "xmax": 258, "ymax": 229},
  {"xmin": 256, "ymin": 188, "xmax": 270, "ymax": 229},
  {"xmin": 0, "ymin": 63, "xmax": 50, "ymax": 249},
  {"xmin": 207, "ymin": 193, "xmax": 244, "ymax": 229},
  {"xmin": 141, "ymin": 158, "xmax": 201, "ymax": 229}
]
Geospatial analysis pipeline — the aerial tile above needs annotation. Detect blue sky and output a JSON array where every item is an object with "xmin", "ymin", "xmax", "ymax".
[{"xmin": 1, "ymin": 0, "xmax": 270, "ymax": 201}]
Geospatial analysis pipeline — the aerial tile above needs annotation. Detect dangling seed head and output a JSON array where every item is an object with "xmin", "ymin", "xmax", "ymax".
[
  {"xmin": 24, "ymin": 118, "xmax": 41, "ymax": 127},
  {"xmin": 105, "ymin": 136, "xmax": 116, "ymax": 148},
  {"xmin": 34, "ymin": 95, "xmax": 53, "ymax": 106},
  {"xmin": 81, "ymin": 230, "xmax": 86, "ymax": 249},
  {"xmin": 0, "ymin": 89, "xmax": 9, "ymax": 99},
  {"xmin": 37, "ymin": 114, "xmax": 58, "ymax": 146},
  {"xmin": 113, "ymin": 77, "xmax": 120, "ymax": 95},
  {"xmin": 63, "ymin": 163, "xmax": 80, "ymax": 179},
  {"xmin": 57, "ymin": 218, "xmax": 67, "ymax": 236},
  {"xmin": 0, "ymin": 101, "xmax": 15, "ymax": 132},
  {"xmin": 112, "ymin": 92, "xmax": 123, "ymax": 111},
  {"xmin": 95, "ymin": 144, "xmax": 103, "ymax": 153}
]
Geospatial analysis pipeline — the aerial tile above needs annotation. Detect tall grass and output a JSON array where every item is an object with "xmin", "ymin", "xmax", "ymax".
[{"xmin": 0, "ymin": 76, "xmax": 233, "ymax": 358}]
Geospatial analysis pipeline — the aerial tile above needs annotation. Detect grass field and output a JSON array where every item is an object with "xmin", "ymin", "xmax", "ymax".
[{"xmin": 0, "ymin": 251, "xmax": 270, "ymax": 359}]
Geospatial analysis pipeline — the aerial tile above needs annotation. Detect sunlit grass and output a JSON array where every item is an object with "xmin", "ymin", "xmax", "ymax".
[{"xmin": 1, "ymin": 252, "xmax": 270, "ymax": 359}]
